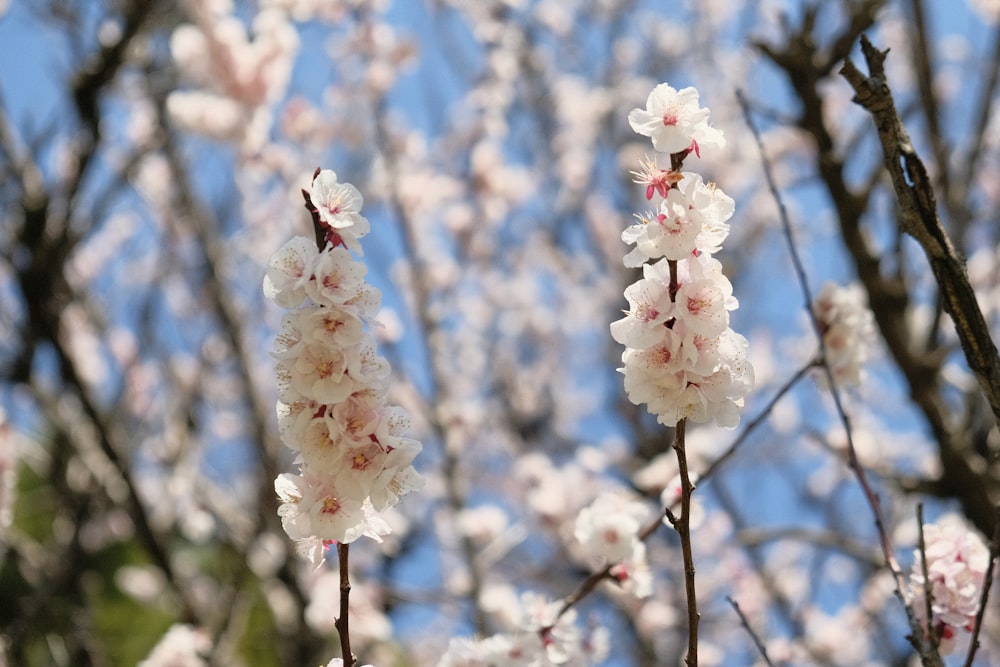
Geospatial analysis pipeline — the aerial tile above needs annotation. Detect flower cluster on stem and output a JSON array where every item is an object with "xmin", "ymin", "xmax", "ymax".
[
  {"xmin": 612, "ymin": 83, "xmax": 753, "ymax": 429},
  {"xmin": 264, "ymin": 168, "xmax": 423, "ymax": 563},
  {"xmin": 908, "ymin": 515, "xmax": 991, "ymax": 655}
]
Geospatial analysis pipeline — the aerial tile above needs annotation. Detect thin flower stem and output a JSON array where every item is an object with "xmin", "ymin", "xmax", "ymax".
[
  {"xmin": 737, "ymin": 88, "xmax": 902, "ymax": 571},
  {"xmin": 917, "ymin": 505, "xmax": 938, "ymax": 651},
  {"xmin": 672, "ymin": 419, "xmax": 699, "ymax": 666},
  {"xmin": 549, "ymin": 565, "xmax": 615, "ymax": 624},
  {"xmin": 335, "ymin": 542, "xmax": 356, "ymax": 667},
  {"xmin": 738, "ymin": 87, "xmax": 926, "ymax": 655},
  {"xmin": 726, "ymin": 596, "xmax": 774, "ymax": 667}
]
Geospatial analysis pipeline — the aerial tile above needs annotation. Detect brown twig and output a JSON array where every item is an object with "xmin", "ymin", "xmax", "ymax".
[
  {"xmin": 840, "ymin": 35, "xmax": 1000, "ymax": 429},
  {"xmin": 336, "ymin": 543, "xmax": 356, "ymax": 667},
  {"xmin": 916, "ymin": 505, "xmax": 941, "ymax": 655},
  {"xmin": 548, "ymin": 565, "xmax": 615, "ymax": 625},
  {"xmin": 672, "ymin": 419, "xmax": 700, "ymax": 666},
  {"xmin": 726, "ymin": 596, "xmax": 774, "ymax": 667},
  {"xmin": 759, "ymin": 9, "xmax": 996, "ymax": 539}
]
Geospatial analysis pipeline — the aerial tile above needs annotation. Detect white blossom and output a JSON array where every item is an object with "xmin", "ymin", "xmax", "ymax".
[
  {"xmin": 310, "ymin": 169, "xmax": 372, "ymax": 253},
  {"xmin": 813, "ymin": 281, "xmax": 876, "ymax": 386},
  {"xmin": 138, "ymin": 624, "xmax": 211, "ymax": 667},
  {"xmin": 436, "ymin": 592, "xmax": 609, "ymax": 666},
  {"xmin": 263, "ymin": 236, "xmax": 318, "ymax": 308},
  {"xmin": 609, "ymin": 276, "xmax": 672, "ymax": 348},
  {"xmin": 627, "ymin": 83, "xmax": 725, "ymax": 156},
  {"xmin": 265, "ymin": 171, "xmax": 422, "ymax": 559},
  {"xmin": 614, "ymin": 82, "xmax": 752, "ymax": 429},
  {"xmin": 574, "ymin": 491, "xmax": 649, "ymax": 564},
  {"xmin": 909, "ymin": 515, "xmax": 991, "ymax": 655}
]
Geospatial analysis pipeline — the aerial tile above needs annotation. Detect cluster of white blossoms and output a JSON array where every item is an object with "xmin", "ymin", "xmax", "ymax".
[
  {"xmin": 612, "ymin": 83, "xmax": 753, "ymax": 428},
  {"xmin": 437, "ymin": 592, "xmax": 609, "ymax": 666},
  {"xmin": 812, "ymin": 281, "xmax": 875, "ymax": 386},
  {"xmin": 574, "ymin": 491, "xmax": 652, "ymax": 598},
  {"xmin": 264, "ymin": 169, "xmax": 422, "ymax": 563},
  {"xmin": 908, "ymin": 516, "xmax": 991, "ymax": 655}
]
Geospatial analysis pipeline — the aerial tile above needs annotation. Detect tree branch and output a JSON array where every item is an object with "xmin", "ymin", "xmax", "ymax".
[{"xmin": 840, "ymin": 35, "xmax": 1000, "ymax": 429}]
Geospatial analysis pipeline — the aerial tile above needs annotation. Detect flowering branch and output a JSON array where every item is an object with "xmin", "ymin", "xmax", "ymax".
[
  {"xmin": 738, "ymin": 86, "xmax": 901, "ymax": 569},
  {"xmin": 264, "ymin": 168, "xmax": 424, "ymax": 665},
  {"xmin": 737, "ymin": 87, "xmax": 956, "ymax": 664},
  {"xmin": 611, "ymin": 81, "xmax": 753, "ymax": 666}
]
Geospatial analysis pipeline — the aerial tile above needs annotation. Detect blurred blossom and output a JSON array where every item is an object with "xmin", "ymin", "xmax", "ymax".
[
  {"xmin": 909, "ymin": 515, "xmax": 991, "ymax": 654},
  {"xmin": 167, "ymin": 7, "xmax": 299, "ymax": 150},
  {"xmin": 813, "ymin": 281, "xmax": 876, "ymax": 386},
  {"xmin": 970, "ymin": 0, "xmax": 1000, "ymax": 22},
  {"xmin": 456, "ymin": 504, "xmax": 509, "ymax": 544},
  {"xmin": 437, "ymin": 591, "xmax": 608, "ymax": 666},
  {"xmin": 138, "ymin": 624, "xmax": 210, "ymax": 667},
  {"xmin": 306, "ymin": 572, "xmax": 392, "ymax": 647},
  {"xmin": 574, "ymin": 491, "xmax": 648, "ymax": 564},
  {"xmin": 0, "ymin": 411, "xmax": 16, "ymax": 561}
]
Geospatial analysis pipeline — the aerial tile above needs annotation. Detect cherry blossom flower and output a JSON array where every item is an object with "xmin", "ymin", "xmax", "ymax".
[
  {"xmin": 909, "ymin": 515, "xmax": 991, "ymax": 655},
  {"xmin": 437, "ymin": 592, "xmax": 609, "ymax": 666},
  {"xmin": 614, "ymin": 81, "xmax": 752, "ymax": 429},
  {"xmin": 309, "ymin": 169, "xmax": 372, "ymax": 254},
  {"xmin": 304, "ymin": 246, "xmax": 375, "ymax": 312},
  {"xmin": 813, "ymin": 281, "xmax": 876, "ymax": 386},
  {"xmin": 627, "ymin": 83, "xmax": 725, "ymax": 156},
  {"xmin": 609, "ymin": 276, "xmax": 673, "ymax": 348},
  {"xmin": 574, "ymin": 491, "xmax": 649, "ymax": 564},
  {"xmin": 288, "ymin": 341, "xmax": 358, "ymax": 404},
  {"xmin": 673, "ymin": 278, "xmax": 729, "ymax": 338},
  {"xmin": 138, "ymin": 624, "xmax": 210, "ymax": 667},
  {"xmin": 265, "ymin": 171, "xmax": 422, "ymax": 560},
  {"xmin": 263, "ymin": 236, "xmax": 318, "ymax": 308},
  {"xmin": 621, "ymin": 171, "xmax": 734, "ymax": 267}
]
